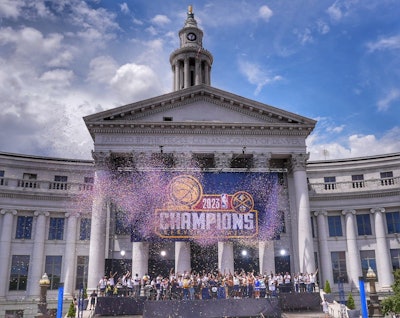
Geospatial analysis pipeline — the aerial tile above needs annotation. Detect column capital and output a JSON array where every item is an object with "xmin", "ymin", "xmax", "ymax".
[
  {"xmin": 253, "ymin": 153, "xmax": 271, "ymax": 169},
  {"xmin": 370, "ymin": 207, "xmax": 385, "ymax": 214},
  {"xmin": 91, "ymin": 151, "xmax": 111, "ymax": 169},
  {"xmin": 313, "ymin": 210, "xmax": 328, "ymax": 217},
  {"xmin": 342, "ymin": 209, "xmax": 356, "ymax": 216},
  {"xmin": 0, "ymin": 209, "xmax": 17, "ymax": 216},
  {"xmin": 289, "ymin": 153, "xmax": 309, "ymax": 172},
  {"xmin": 34, "ymin": 211, "xmax": 50, "ymax": 217},
  {"xmin": 215, "ymin": 152, "xmax": 231, "ymax": 169}
]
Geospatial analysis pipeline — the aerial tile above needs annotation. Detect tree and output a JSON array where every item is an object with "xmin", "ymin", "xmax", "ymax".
[
  {"xmin": 67, "ymin": 301, "xmax": 76, "ymax": 317},
  {"xmin": 324, "ymin": 280, "xmax": 331, "ymax": 294},
  {"xmin": 347, "ymin": 292, "xmax": 355, "ymax": 310},
  {"xmin": 381, "ymin": 269, "xmax": 400, "ymax": 316}
]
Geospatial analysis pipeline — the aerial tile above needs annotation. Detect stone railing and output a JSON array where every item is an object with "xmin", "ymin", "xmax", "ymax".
[
  {"xmin": 309, "ymin": 176, "xmax": 399, "ymax": 194},
  {"xmin": 0, "ymin": 177, "xmax": 93, "ymax": 193}
]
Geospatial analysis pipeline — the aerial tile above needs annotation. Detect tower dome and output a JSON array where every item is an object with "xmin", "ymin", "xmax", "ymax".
[{"xmin": 170, "ymin": 6, "xmax": 213, "ymax": 91}]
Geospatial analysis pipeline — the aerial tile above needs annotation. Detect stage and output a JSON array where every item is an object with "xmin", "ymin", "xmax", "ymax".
[{"xmin": 94, "ymin": 293, "xmax": 321, "ymax": 317}]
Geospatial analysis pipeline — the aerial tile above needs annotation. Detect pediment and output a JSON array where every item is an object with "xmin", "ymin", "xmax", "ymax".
[{"xmin": 84, "ymin": 85, "xmax": 316, "ymax": 137}]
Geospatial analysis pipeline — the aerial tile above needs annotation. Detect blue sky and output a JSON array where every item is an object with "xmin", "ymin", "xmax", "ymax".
[{"xmin": 0, "ymin": 0, "xmax": 399, "ymax": 160}]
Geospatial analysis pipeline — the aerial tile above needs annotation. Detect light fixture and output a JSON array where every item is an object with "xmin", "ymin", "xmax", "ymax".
[
  {"xmin": 241, "ymin": 250, "xmax": 248, "ymax": 257},
  {"xmin": 280, "ymin": 249, "xmax": 286, "ymax": 256},
  {"xmin": 120, "ymin": 250, "xmax": 126, "ymax": 257},
  {"xmin": 160, "ymin": 250, "xmax": 167, "ymax": 257}
]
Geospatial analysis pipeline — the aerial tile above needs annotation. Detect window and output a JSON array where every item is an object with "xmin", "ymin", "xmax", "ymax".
[
  {"xmin": 356, "ymin": 214, "xmax": 372, "ymax": 236},
  {"xmin": 150, "ymin": 153, "xmax": 175, "ymax": 168},
  {"xmin": 391, "ymin": 249, "xmax": 400, "ymax": 271},
  {"xmin": 50, "ymin": 175, "xmax": 68, "ymax": 190},
  {"xmin": 18, "ymin": 173, "xmax": 38, "ymax": 188},
  {"xmin": 351, "ymin": 174, "xmax": 364, "ymax": 188},
  {"xmin": 386, "ymin": 212, "xmax": 400, "ymax": 234},
  {"xmin": 328, "ymin": 216, "xmax": 343, "ymax": 237},
  {"xmin": 331, "ymin": 251, "xmax": 348, "ymax": 283},
  {"xmin": 79, "ymin": 218, "xmax": 91, "ymax": 240},
  {"xmin": 75, "ymin": 256, "xmax": 89, "ymax": 289},
  {"xmin": 0, "ymin": 170, "xmax": 5, "ymax": 186},
  {"xmin": 48, "ymin": 217, "xmax": 64, "ymax": 240},
  {"xmin": 80, "ymin": 177, "xmax": 94, "ymax": 191},
  {"xmin": 9, "ymin": 255, "xmax": 29, "ymax": 291},
  {"xmin": 324, "ymin": 176, "xmax": 336, "ymax": 190},
  {"xmin": 380, "ymin": 171, "xmax": 394, "ymax": 186},
  {"xmin": 45, "ymin": 256, "xmax": 62, "ymax": 290},
  {"xmin": 230, "ymin": 155, "xmax": 253, "ymax": 169},
  {"xmin": 163, "ymin": 116, "xmax": 173, "ymax": 121},
  {"xmin": 360, "ymin": 250, "xmax": 377, "ymax": 280},
  {"xmin": 5, "ymin": 310, "xmax": 24, "ymax": 318},
  {"xmin": 192, "ymin": 153, "xmax": 215, "ymax": 169},
  {"xmin": 115, "ymin": 210, "xmax": 131, "ymax": 235},
  {"xmin": 16, "ymin": 216, "xmax": 33, "ymax": 239}
]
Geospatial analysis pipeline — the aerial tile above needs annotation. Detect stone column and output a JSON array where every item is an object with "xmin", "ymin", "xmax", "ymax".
[
  {"xmin": 370, "ymin": 207, "xmax": 393, "ymax": 288},
  {"xmin": 28, "ymin": 211, "xmax": 49, "ymax": 299},
  {"xmin": 175, "ymin": 241, "xmax": 191, "ymax": 275},
  {"xmin": 87, "ymin": 152, "xmax": 110, "ymax": 291},
  {"xmin": 204, "ymin": 62, "xmax": 210, "ymax": 85},
  {"xmin": 314, "ymin": 210, "xmax": 332, "ymax": 286},
  {"xmin": 253, "ymin": 153, "xmax": 271, "ymax": 170},
  {"xmin": 290, "ymin": 153, "xmax": 315, "ymax": 274},
  {"xmin": 0, "ymin": 209, "xmax": 17, "ymax": 300},
  {"xmin": 184, "ymin": 57, "xmax": 190, "ymax": 88},
  {"xmin": 195, "ymin": 58, "xmax": 201, "ymax": 85},
  {"xmin": 218, "ymin": 241, "xmax": 234, "ymax": 274},
  {"xmin": 62, "ymin": 213, "xmax": 78, "ymax": 297},
  {"xmin": 132, "ymin": 242, "xmax": 149, "ymax": 278},
  {"xmin": 259, "ymin": 241, "xmax": 275, "ymax": 275},
  {"xmin": 342, "ymin": 209, "xmax": 362, "ymax": 288}
]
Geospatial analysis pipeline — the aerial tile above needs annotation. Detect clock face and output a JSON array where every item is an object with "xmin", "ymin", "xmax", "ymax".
[{"xmin": 187, "ymin": 33, "xmax": 196, "ymax": 41}]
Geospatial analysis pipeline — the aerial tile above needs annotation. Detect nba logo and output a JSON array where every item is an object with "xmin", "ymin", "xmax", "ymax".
[{"xmin": 221, "ymin": 194, "xmax": 228, "ymax": 209}]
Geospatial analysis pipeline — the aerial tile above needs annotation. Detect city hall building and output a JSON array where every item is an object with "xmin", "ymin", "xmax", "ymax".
[{"xmin": 0, "ymin": 7, "xmax": 399, "ymax": 317}]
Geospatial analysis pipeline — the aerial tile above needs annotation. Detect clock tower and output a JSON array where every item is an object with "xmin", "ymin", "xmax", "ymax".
[{"xmin": 170, "ymin": 6, "xmax": 213, "ymax": 91}]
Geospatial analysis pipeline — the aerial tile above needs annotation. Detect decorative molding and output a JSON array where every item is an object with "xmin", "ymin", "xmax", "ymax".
[
  {"xmin": 313, "ymin": 210, "xmax": 328, "ymax": 217},
  {"xmin": 34, "ymin": 211, "xmax": 50, "ymax": 217},
  {"xmin": 91, "ymin": 151, "xmax": 110, "ymax": 169},
  {"xmin": 289, "ymin": 153, "xmax": 309, "ymax": 172},
  {"xmin": 370, "ymin": 207, "xmax": 386, "ymax": 214},
  {"xmin": 342, "ymin": 209, "xmax": 356, "ymax": 216},
  {"xmin": 0, "ymin": 209, "xmax": 17, "ymax": 216}
]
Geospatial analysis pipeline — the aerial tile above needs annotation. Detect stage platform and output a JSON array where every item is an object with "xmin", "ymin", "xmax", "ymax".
[{"xmin": 94, "ymin": 293, "xmax": 321, "ymax": 317}]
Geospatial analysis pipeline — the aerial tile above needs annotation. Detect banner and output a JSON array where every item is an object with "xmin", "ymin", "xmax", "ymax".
[{"xmin": 128, "ymin": 172, "xmax": 281, "ymax": 242}]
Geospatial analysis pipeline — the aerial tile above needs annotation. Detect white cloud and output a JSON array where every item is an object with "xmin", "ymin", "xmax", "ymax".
[
  {"xmin": 39, "ymin": 69, "xmax": 74, "ymax": 87},
  {"xmin": 87, "ymin": 55, "xmax": 119, "ymax": 85},
  {"xmin": 307, "ymin": 127, "xmax": 400, "ymax": 160},
  {"xmin": 294, "ymin": 28, "xmax": 313, "ymax": 45},
  {"xmin": 151, "ymin": 14, "xmax": 171, "ymax": 26},
  {"xmin": 120, "ymin": 3, "xmax": 130, "ymax": 14},
  {"xmin": 327, "ymin": 1, "xmax": 343, "ymax": 22},
  {"xmin": 316, "ymin": 19, "xmax": 330, "ymax": 35},
  {"xmin": 327, "ymin": 125, "xmax": 345, "ymax": 133},
  {"xmin": 258, "ymin": 5, "xmax": 273, "ymax": 22},
  {"xmin": 238, "ymin": 59, "xmax": 282, "ymax": 95},
  {"xmin": 110, "ymin": 63, "xmax": 163, "ymax": 103},
  {"xmin": 377, "ymin": 88, "xmax": 400, "ymax": 111},
  {"xmin": 0, "ymin": 0, "xmax": 24, "ymax": 19},
  {"xmin": 367, "ymin": 35, "xmax": 400, "ymax": 52}
]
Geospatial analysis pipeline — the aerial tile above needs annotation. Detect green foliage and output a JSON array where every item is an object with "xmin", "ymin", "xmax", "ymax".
[
  {"xmin": 347, "ymin": 292, "xmax": 355, "ymax": 310},
  {"xmin": 67, "ymin": 301, "xmax": 76, "ymax": 317},
  {"xmin": 381, "ymin": 269, "xmax": 400, "ymax": 315},
  {"xmin": 324, "ymin": 280, "xmax": 331, "ymax": 294},
  {"xmin": 83, "ymin": 288, "xmax": 88, "ymax": 299}
]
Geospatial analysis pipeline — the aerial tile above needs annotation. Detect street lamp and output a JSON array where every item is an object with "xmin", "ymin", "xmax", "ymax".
[
  {"xmin": 35, "ymin": 273, "xmax": 50, "ymax": 318},
  {"xmin": 366, "ymin": 267, "xmax": 383, "ymax": 317}
]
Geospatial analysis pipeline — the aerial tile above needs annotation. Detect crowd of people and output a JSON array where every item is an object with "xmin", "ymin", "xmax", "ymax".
[{"xmin": 97, "ymin": 269, "xmax": 319, "ymax": 301}]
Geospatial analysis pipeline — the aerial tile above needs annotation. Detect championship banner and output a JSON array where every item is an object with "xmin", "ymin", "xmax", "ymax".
[
  {"xmin": 129, "ymin": 172, "xmax": 281, "ymax": 242},
  {"xmin": 155, "ymin": 175, "xmax": 258, "ymax": 239}
]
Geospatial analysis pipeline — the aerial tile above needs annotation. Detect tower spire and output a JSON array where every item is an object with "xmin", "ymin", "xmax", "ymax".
[{"xmin": 169, "ymin": 6, "xmax": 213, "ymax": 91}]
